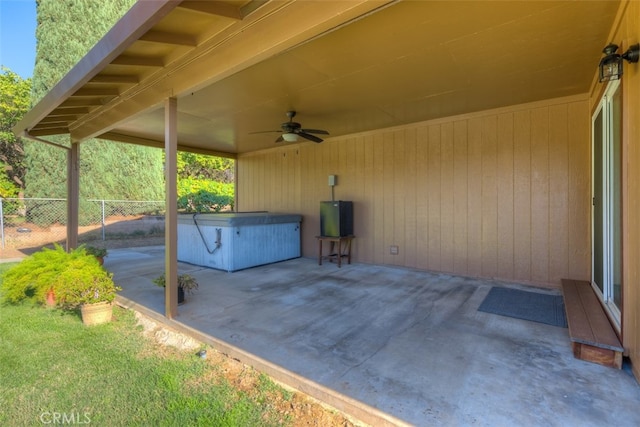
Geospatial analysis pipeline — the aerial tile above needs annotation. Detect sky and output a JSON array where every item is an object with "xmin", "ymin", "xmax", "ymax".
[{"xmin": 0, "ymin": 0, "xmax": 37, "ymax": 79}]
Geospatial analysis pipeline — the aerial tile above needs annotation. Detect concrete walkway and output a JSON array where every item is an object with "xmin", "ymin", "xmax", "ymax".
[{"xmin": 105, "ymin": 246, "xmax": 640, "ymax": 427}]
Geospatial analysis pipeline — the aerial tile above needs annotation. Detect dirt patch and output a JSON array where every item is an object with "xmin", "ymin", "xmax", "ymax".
[{"xmin": 133, "ymin": 311, "xmax": 362, "ymax": 427}]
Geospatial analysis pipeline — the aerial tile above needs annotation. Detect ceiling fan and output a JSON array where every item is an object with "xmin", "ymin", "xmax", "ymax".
[{"xmin": 252, "ymin": 111, "xmax": 329, "ymax": 143}]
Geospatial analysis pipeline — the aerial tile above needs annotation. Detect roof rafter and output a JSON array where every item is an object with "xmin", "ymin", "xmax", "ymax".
[
  {"xmin": 178, "ymin": 1, "xmax": 243, "ymax": 20},
  {"xmin": 111, "ymin": 55, "xmax": 164, "ymax": 67},
  {"xmin": 72, "ymin": 88, "xmax": 120, "ymax": 97},
  {"xmin": 49, "ymin": 107, "xmax": 90, "ymax": 116},
  {"xmin": 89, "ymin": 74, "xmax": 139, "ymax": 84},
  {"xmin": 139, "ymin": 30, "xmax": 197, "ymax": 46}
]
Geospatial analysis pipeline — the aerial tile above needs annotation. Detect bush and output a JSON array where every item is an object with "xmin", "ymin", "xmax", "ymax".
[
  {"xmin": 177, "ymin": 178, "xmax": 234, "ymax": 213},
  {"xmin": 0, "ymin": 244, "xmax": 119, "ymax": 307},
  {"xmin": 1, "ymin": 245, "xmax": 76, "ymax": 305}
]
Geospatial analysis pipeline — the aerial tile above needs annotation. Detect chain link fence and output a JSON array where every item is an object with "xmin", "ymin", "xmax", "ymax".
[{"xmin": 0, "ymin": 198, "xmax": 165, "ymax": 250}]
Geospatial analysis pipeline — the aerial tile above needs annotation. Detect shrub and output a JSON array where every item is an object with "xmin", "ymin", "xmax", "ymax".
[
  {"xmin": 177, "ymin": 178, "xmax": 234, "ymax": 212},
  {"xmin": 0, "ymin": 244, "xmax": 77, "ymax": 304},
  {"xmin": 0, "ymin": 244, "xmax": 119, "ymax": 307}
]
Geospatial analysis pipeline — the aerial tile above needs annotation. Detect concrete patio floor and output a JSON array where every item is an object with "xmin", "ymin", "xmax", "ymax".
[{"xmin": 105, "ymin": 246, "xmax": 640, "ymax": 427}]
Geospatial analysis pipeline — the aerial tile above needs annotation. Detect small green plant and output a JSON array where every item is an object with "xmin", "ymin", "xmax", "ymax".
[
  {"xmin": 153, "ymin": 273, "xmax": 199, "ymax": 295},
  {"xmin": 83, "ymin": 245, "xmax": 108, "ymax": 258}
]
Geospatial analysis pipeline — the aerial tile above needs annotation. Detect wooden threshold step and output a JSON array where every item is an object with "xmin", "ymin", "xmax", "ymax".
[{"xmin": 561, "ymin": 279, "xmax": 623, "ymax": 369}]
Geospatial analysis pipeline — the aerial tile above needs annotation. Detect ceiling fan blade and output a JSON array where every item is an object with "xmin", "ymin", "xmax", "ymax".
[
  {"xmin": 300, "ymin": 128, "xmax": 329, "ymax": 135},
  {"xmin": 249, "ymin": 130, "xmax": 283, "ymax": 135},
  {"xmin": 275, "ymin": 135, "xmax": 284, "ymax": 143},
  {"xmin": 298, "ymin": 132, "xmax": 323, "ymax": 143}
]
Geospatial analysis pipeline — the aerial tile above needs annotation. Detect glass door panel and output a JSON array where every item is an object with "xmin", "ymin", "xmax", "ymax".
[
  {"xmin": 592, "ymin": 80, "xmax": 622, "ymax": 328},
  {"xmin": 593, "ymin": 108, "xmax": 604, "ymax": 295}
]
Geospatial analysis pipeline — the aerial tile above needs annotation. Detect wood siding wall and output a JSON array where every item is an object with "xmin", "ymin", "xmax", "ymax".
[
  {"xmin": 604, "ymin": 0, "xmax": 640, "ymax": 380},
  {"xmin": 238, "ymin": 95, "xmax": 591, "ymax": 289}
]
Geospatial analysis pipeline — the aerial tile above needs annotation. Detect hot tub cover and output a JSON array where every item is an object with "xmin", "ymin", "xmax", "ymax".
[{"xmin": 178, "ymin": 212, "xmax": 302, "ymax": 227}]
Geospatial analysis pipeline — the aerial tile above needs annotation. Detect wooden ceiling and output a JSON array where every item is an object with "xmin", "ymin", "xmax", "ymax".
[{"xmin": 16, "ymin": 0, "xmax": 621, "ymax": 157}]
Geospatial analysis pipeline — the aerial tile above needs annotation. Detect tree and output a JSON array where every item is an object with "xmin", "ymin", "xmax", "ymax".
[
  {"xmin": 177, "ymin": 152, "xmax": 234, "ymax": 183},
  {"xmin": 0, "ymin": 68, "xmax": 31, "ymax": 197},
  {"xmin": 25, "ymin": 0, "xmax": 163, "ymax": 206}
]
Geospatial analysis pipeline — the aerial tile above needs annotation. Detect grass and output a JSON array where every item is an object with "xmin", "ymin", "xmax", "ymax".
[{"xmin": 0, "ymin": 262, "xmax": 288, "ymax": 426}]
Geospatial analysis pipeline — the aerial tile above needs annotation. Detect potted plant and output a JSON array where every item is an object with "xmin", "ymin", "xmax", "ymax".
[
  {"xmin": 54, "ymin": 251, "xmax": 121, "ymax": 326},
  {"xmin": 153, "ymin": 273, "xmax": 199, "ymax": 304},
  {"xmin": 83, "ymin": 245, "xmax": 108, "ymax": 265}
]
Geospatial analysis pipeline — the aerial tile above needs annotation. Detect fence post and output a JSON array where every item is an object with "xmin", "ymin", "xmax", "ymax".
[
  {"xmin": 101, "ymin": 199, "xmax": 106, "ymax": 241},
  {"xmin": 0, "ymin": 198, "xmax": 4, "ymax": 249}
]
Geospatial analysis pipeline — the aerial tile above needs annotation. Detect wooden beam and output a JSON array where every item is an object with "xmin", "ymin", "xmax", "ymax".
[
  {"xmin": 111, "ymin": 55, "xmax": 164, "ymax": 67},
  {"xmin": 49, "ymin": 107, "xmax": 90, "ymax": 116},
  {"xmin": 89, "ymin": 74, "xmax": 139, "ymax": 84},
  {"xmin": 178, "ymin": 1, "xmax": 242, "ymax": 20},
  {"xmin": 29, "ymin": 127, "xmax": 70, "ymax": 136},
  {"xmin": 164, "ymin": 97, "xmax": 178, "ymax": 319},
  {"xmin": 140, "ymin": 30, "xmax": 197, "ymax": 46},
  {"xmin": 72, "ymin": 88, "xmax": 120, "ymax": 97},
  {"xmin": 38, "ymin": 118, "xmax": 75, "ymax": 125},
  {"xmin": 99, "ymin": 131, "xmax": 237, "ymax": 159},
  {"xmin": 40, "ymin": 115, "xmax": 79, "ymax": 122},
  {"xmin": 58, "ymin": 98, "xmax": 105, "ymax": 108}
]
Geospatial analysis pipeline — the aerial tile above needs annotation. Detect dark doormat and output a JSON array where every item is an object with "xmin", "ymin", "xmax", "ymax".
[{"xmin": 478, "ymin": 287, "xmax": 567, "ymax": 328}]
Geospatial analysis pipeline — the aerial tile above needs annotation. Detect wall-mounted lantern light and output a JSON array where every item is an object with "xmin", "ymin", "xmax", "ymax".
[{"xmin": 599, "ymin": 43, "xmax": 639, "ymax": 83}]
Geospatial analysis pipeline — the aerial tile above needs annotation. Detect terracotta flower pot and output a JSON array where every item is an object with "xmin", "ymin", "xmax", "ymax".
[{"xmin": 46, "ymin": 289, "xmax": 56, "ymax": 307}]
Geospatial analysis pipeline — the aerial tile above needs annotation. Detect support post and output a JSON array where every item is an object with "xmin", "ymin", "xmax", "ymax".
[
  {"xmin": 66, "ymin": 142, "xmax": 79, "ymax": 250},
  {"xmin": 164, "ymin": 97, "xmax": 178, "ymax": 319}
]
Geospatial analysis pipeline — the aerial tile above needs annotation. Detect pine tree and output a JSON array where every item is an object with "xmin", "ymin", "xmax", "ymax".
[{"xmin": 25, "ymin": 0, "xmax": 163, "ymax": 208}]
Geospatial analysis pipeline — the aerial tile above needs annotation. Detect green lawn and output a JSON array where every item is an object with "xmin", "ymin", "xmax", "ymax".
[{"xmin": 0, "ymin": 262, "xmax": 289, "ymax": 426}]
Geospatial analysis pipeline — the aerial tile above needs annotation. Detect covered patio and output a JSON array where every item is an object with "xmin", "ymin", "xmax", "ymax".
[{"xmin": 106, "ymin": 246, "xmax": 640, "ymax": 426}]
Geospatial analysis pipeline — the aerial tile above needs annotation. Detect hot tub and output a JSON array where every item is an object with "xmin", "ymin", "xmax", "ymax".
[{"xmin": 177, "ymin": 212, "xmax": 302, "ymax": 272}]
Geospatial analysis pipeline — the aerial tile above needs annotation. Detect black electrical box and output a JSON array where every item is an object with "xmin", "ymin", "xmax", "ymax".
[{"xmin": 320, "ymin": 201, "xmax": 353, "ymax": 237}]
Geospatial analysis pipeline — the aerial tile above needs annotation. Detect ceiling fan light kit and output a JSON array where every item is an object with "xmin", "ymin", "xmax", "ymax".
[
  {"xmin": 251, "ymin": 110, "xmax": 329, "ymax": 143},
  {"xmin": 282, "ymin": 132, "xmax": 299, "ymax": 142}
]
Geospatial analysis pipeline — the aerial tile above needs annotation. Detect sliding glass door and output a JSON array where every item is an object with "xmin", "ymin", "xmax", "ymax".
[{"xmin": 592, "ymin": 80, "xmax": 622, "ymax": 330}]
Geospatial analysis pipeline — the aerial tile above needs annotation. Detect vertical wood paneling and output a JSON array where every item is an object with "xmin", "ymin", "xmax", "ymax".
[
  {"xmin": 530, "ymin": 107, "xmax": 550, "ymax": 283},
  {"xmin": 383, "ymin": 132, "xmax": 395, "ymax": 265},
  {"xmin": 404, "ymin": 129, "xmax": 418, "ymax": 268},
  {"xmin": 481, "ymin": 116, "xmax": 498, "ymax": 278},
  {"xmin": 440, "ymin": 122, "xmax": 454, "ymax": 273},
  {"xmin": 373, "ymin": 134, "xmax": 385, "ymax": 264},
  {"xmin": 513, "ymin": 110, "xmax": 532, "ymax": 281},
  {"xmin": 427, "ymin": 125, "xmax": 441, "ymax": 270},
  {"xmin": 353, "ymin": 136, "xmax": 366, "ymax": 260},
  {"xmin": 362, "ymin": 135, "xmax": 375, "ymax": 262},
  {"xmin": 393, "ymin": 130, "xmax": 406, "ymax": 265},
  {"xmin": 467, "ymin": 118, "xmax": 483, "ymax": 277},
  {"xmin": 497, "ymin": 113, "xmax": 515, "ymax": 280},
  {"xmin": 548, "ymin": 104, "xmax": 569, "ymax": 284},
  {"xmin": 567, "ymin": 101, "xmax": 591, "ymax": 280},
  {"xmin": 453, "ymin": 121, "xmax": 468, "ymax": 274},
  {"xmin": 416, "ymin": 126, "xmax": 429, "ymax": 270},
  {"xmin": 237, "ymin": 96, "xmax": 590, "ymax": 289}
]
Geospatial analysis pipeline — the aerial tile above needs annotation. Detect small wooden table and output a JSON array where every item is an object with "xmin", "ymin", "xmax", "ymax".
[{"xmin": 316, "ymin": 235, "xmax": 355, "ymax": 267}]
